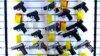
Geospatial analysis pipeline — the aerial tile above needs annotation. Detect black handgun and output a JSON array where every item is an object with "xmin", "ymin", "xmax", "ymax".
[
  {"xmin": 55, "ymin": 43, "xmax": 76, "ymax": 55},
  {"xmin": 43, "ymin": 1, "xmax": 55, "ymax": 11},
  {"xmin": 66, "ymin": 20, "xmax": 87, "ymax": 32},
  {"xmin": 13, "ymin": 23, "xmax": 27, "ymax": 34},
  {"xmin": 63, "ymin": 45, "xmax": 76, "ymax": 55},
  {"xmin": 58, "ymin": 9, "xmax": 72, "ymax": 21},
  {"xmin": 13, "ymin": 1, "xmax": 26, "ymax": 12},
  {"xmin": 26, "ymin": 11, "xmax": 40, "ymax": 22},
  {"xmin": 45, "ymin": 23, "xmax": 60, "ymax": 32},
  {"xmin": 74, "ymin": 40, "xmax": 94, "ymax": 52},
  {"xmin": 11, "ymin": 43, "xmax": 28, "ymax": 55},
  {"xmin": 31, "ymin": 30, "xmax": 43, "ymax": 39},
  {"xmin": 73, "ymin": 2, "xmax": 88, "ymax": 12},
  {"xmin": 56, "ymin": 45, "xmax": 64, "ymax": 55},
  {"xmin": 62, "ymin": 29, "xmax": 81, "ymax": 41}
]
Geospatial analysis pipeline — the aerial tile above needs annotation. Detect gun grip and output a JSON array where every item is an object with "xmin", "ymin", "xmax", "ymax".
[
  {"xmin": 56, "ymin": 45, "xmax": 63, "ymax": 54},
  {"xmin": 69, "ymin": 46, "xmax": 76, "ymax": 55},
  {"xmin": 73, "ymin": 33, "xmax": 81, "ymax": 41},
  {"xmin": 35, "ymin": 15, "xmax": 40, "ymax": 22},
  {"xmin": 78, "ymin": 24, "xmax": 87, "ymax": 32},
  {"xmin": 21, "ymin": 27, "xmax": 27, "ymax": 34},
  {"xmin": 82, "ymin": 5, "xmax": 89, "ymax": 12},
  {"xmin": 39, "ymin": 34, "xmax": 43, "ymax": 39},
  {"xmin": 66, "ymin": 13, "xmax": 72, "ymax": 20},
  {"xmin": 41, "ymin": 42, "xmax": 47, "ymax": 51},
  {"xmin": 20, "ymin": 48, "xmax": 27, "ymax": 55},
  {"xmin": 22, "ymin": 5, "xmax": 26, "ymax": 12}
]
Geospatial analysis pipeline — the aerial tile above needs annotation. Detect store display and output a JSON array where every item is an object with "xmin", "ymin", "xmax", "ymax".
[{"xmin": 6, "ymin": 0, "xmax": 94, "ymax": 56}]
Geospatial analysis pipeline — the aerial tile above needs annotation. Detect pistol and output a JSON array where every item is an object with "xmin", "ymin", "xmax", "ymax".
[
  {"xmin": 26, "ymin": 11, "xmax": 40, "ymax": 22},
  {"xmin": 63, "ymin": 45, "xmax": 76, "ymax": 55},
  {"xmin": 27, "ymin": 42, "xmax": 47, "ymax": 51},
  {"xmin": 31, "ymin": 30, "xmax": 43, "ymax": 39},
  {"xmin": 55, "ymin": 43, "xmax": 76, "ymax": 55},
  {"xmin": 13, "ymin": 1, "xmax": 26, "ymax": 12},
  {"xmin": 58, "ymin": 9, "xmax": 72, "ymax": 21},
  {"xmin": 66, "ymin": 20, "xmax": 87, "ymax": 32},
  {"xmin": 11, "ymin": 43, "xmax": 28, "ymax": 55},
  {"xmin": 62, "ymin": 29, "xmax": 81, "ymax": 41},
  {"xmin": 73, "ymin": 2, "xmax": 88, "ymax": 12},
  {"xmin": 45, "ymin": 23, "xmax": 60, "ymax": 32},
  {"xmin": 43, "ymin": 1, "xmax": 55, "ymax": 11},
  {"xmin": 13, "ymin": 23, "xmax": 27, "ymax": 34},
  {"xmin": 74, "ymin": 40, "xmax": 94, "ymax": 52}
]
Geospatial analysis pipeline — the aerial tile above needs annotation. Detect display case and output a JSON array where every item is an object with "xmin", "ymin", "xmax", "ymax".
[{"xmin": 1, "ymin": 0, "xmax": 98, "ymax": 56}]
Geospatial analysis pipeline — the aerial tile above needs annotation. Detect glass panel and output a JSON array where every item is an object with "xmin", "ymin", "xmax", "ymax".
[{"xmin": 0, "ymin": 0, "xmax": 5, "ymax": 56}]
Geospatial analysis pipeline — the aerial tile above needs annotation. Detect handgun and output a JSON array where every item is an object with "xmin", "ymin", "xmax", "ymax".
[
  {"xmin": 31, "ymin": 30, "xmax": 43, "ymax": 39},
  {"xmin": 27, "ymin": 42, "xmax": 47, "ymax": 51},
  {"xmin": 13, "ymin": 23, "xmax": 27, "ymax": 34},
  {"xmin": 58, "ymin": 9, "xmax": 72, "ymax": 21},
  {"xmin": 13, "ymin": 1, "xmax": 26, "ymax": 12},
  {"xmin": 11, "ymin": 43, "xmax": 28, "ymax": 55},
  {"xmin": 73, "ymin": 2, "xmax": 88, "ymax": 12},
  {"xmin": 66, "ymin": 20, "xmax": 87, "ymax": 32},
  {"xmin": 55, "ymin": 42, "xmax": 76, "ymax": 55},
  {"xmin": 43, "ymin": 1, "xmax": 55, "ymax": 11},
  {"xmin": 48, "ymin": 42, "xmax": 64, "ymax": 55},
  {"xmin": 26, "ymin": 11, "xmax": 40, "ymax": 22},
  {"xmin": 63, "ymin": 45, "xmax": 76, "ymax": 55},
  {"xmin": 45, "ymin": 23, "xmax": 60, "ymax": 32},
  {"xmin": 62, "ymin": 29, "xmax": 81, "ymax": 41},
  {"xmin": 74, "ymin": 40, "xmax": 94, "ymax": 52}
]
